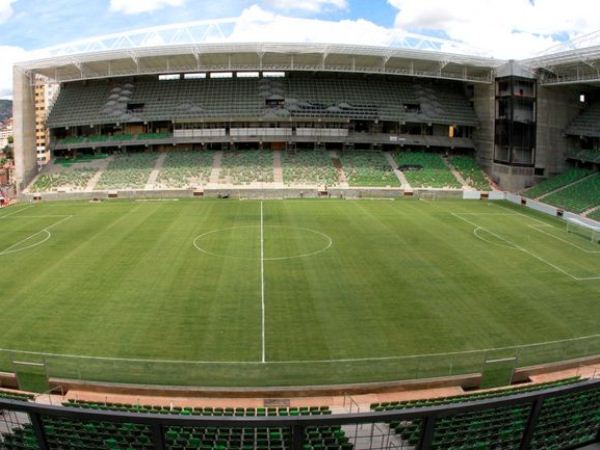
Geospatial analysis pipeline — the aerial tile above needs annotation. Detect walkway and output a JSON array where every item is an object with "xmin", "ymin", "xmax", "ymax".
[
  {"xmin": 383, "ymin": 152, "xmax": 411, "ymax": 190},
  {"xmin": 209, "ymin": 151, "xmax": 223, "ymax": 185},
  {"xmin": 145, "ymin": 153, "xmax": 167, "ymax": 190}
]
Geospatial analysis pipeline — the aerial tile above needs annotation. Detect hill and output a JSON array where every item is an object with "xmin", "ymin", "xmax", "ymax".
[{"xmin": 0, "ymin": 100, "xmax": 12, "ymax": 123}]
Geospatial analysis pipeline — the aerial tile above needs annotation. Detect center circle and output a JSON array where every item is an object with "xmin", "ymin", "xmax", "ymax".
[{"xmin": 193, "ymin": 225, "xmax": 333, "ymax": 261}]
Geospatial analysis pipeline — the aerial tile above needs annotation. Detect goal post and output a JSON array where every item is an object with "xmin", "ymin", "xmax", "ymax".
[{"xmin": 566, "ymin": 218, "xmax": 600, "ymax": 243}]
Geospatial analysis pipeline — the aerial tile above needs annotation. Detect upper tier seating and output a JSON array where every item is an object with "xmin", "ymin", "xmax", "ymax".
[
  {"xmin": 372, "ymin": 377, "xmax": 599, "ymax": 450},
  {"xmin": 0, "ymin": 402, "xmax": 352, "ymax": 450},
  {"xmin": 281, "ymin": 150, "xmax": 339, "ymax": 186},
  {"xmin": 339, "ymin": 151, "xmax": 399, "ymax": 187},
  {"xmin": 542, "ymin": 174, "xmax": 600, "ymax": 213},
  {"xmin": 525, "ymin": 168, "xmax": 594, "ymax": 199},
  {"xmin": 219, "ymin": 150, "xmax": 274, "ymax": 185},
  {"xmin": 566, "ymin": 100, "xmax": 600, "ymax": 137},
  {"xmin": 47, "ymin": 75, "xmax": 478, "ymax": 129},
  {"xmin": 95, "ymin": 153, "xmax": 158, "ymax": 190},
  {"xmin": 394, "ymin": 151, "xmax": 462, "ymax": 188},
  {"xmin": 449, "ymin": 155, "xmax": 491, "ymax": 190},
  {"xmin": 156, "ymin": 150, "xmax": 215, "ymax": 188}
]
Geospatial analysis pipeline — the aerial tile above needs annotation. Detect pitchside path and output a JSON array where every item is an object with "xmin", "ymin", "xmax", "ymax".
[{"xmin": 0, "ymin": 199, "xmax": 598, "ymax": 387}]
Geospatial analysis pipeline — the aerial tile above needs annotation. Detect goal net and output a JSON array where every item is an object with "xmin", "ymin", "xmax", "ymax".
[{"xmin": 566, "ymin": 218, "xmax": 600, "ymax": 243}]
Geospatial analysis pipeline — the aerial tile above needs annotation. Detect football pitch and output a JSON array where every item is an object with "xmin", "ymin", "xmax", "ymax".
[{"xmin": 0, "ymin": 198, "xmax": 599, "ymax": 387}]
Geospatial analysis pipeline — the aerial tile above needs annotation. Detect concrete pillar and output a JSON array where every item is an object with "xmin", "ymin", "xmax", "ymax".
[{"xmin": 13, "ymin": 66, "xmax": 38, "ymax": 192}]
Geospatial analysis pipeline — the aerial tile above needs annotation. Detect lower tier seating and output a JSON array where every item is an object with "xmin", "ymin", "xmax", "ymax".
[
  {"xmin": 96, "ymin": 153, "xmax": 159, "ymax": 190},
  {"xmin": 394, "ymin": 151, "xmax": 462, "ymax": 188},
  {"xmin": 542, "ymin": 174, "xmax": 600, "ymax": 213},
  {"xmin": 339, "ymin": 151, "xmax": 399, "ymax": 187},
  {"xmin": 449, "ymin": 155, "xmax": 491, "ymax": 190},
  {"xmin": 372, "ymin": 377, "xmax": 600, "ymax": 450},
  {"xmin": 156, "ymin": 150, "xmax": 215, "ymax": 188},
  {"xmin": 0, "ymin": 402, "xmax": 352, "ymax": 450},
  {"xmin": 30, "ymin": 168, "xmax": 96, "ymax": 192},
  {"xmin": 219, "ymin": 150, "xmax": 274, "ymax": 185},
  {"xmin": 0, "ymin": 389, "xmax": 33, "ymax": 402},
  {"xmin": 524, "ymin": 168, "xmax": 594, "ymax": 199},
  {"xmin": 281, "ymin": 150, "xmax": 339, "ymax": 186}
]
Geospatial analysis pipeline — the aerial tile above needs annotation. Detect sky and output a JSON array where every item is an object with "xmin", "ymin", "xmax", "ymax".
[{"xmin": 1, "ymin": 0, "xmax": 600, "ymax": 98}]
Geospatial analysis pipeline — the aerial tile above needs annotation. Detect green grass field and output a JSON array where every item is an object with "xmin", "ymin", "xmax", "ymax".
[{"xmin": 0, "ymin": 198, "xmax": 599, "ymax": 388}]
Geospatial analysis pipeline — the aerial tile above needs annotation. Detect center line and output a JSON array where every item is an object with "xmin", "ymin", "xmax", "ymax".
[{"xmin": 260, "ymin": 201, "xmax": 266, "ymax": 363}]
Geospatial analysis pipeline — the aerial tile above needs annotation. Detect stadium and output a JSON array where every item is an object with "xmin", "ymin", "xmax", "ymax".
[{"xmin": 1, "ymin": 15, "xmax": 600, "ymax": 450}]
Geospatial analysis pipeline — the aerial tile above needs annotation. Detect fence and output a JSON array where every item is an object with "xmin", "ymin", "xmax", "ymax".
[
  {"xmin": 1, "ymin": 334, "xmax": 599, "ymax": 388},
  {"xmin": 1, "ymin": 378, "xmax": 599, "ymax": 450}
]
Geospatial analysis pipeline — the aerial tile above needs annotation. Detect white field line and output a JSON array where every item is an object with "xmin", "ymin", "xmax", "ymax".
[
  {"xmin": 0, "ymin": 215, "xmax": 73, "ymax": 256},
  {"xmin": 0, "ymin": 205, "xmax": 34, "ymax": 218},
  {"xmin": 528, "ymin": 224, "xmax": 600, "ymax": 254},
  {"xmin": 451, "ymin": 212, "xmax": 600, "ymax": 281},
  {"xmin": 1, "ymin": 332, "xmax": 599, "ymax": 365},
  {"xmin": 260, "ymin": 201, "xmax": 266, "ymax": 364},
  {"xmin": 493, "ymin": 203, "xmax": 550, "ymax": 226}
]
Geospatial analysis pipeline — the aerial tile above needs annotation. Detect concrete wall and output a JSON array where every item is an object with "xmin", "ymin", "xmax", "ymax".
[
  {"xmin": 471, "ymin": 83, "xmax": 496, "ymax": 173},
  {"xmin": 20, "ymin": 188, "xmax": 470, "ymax": 202},
  {"xmin": 13, "ymin": 67, "xmax": 38, "ymax": 192},
  {"xmin": 492, "ymin": 163, "xmax": 535, "ymax": 192},
  {"xmin": 536, "ymin": 85, "xmax": 582, "ymax": 177}
]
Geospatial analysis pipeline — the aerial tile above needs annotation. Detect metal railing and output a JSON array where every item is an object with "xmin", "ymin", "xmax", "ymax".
[{"xmin": 1, "ymin": 378, "xmax": 600, "ymax": 450}]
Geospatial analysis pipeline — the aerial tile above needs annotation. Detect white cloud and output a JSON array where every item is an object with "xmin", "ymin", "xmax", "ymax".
[
  {"xmin": 226, "ymin": 5, "xmax": 397, "ymax": 46},
  {"xmin": 0, "ymin": 0, "xmax": 16, "ymax": 23},
  {"xmin": 109, "ymin": 0, "xmax": 185, "ymax": 15},
  {"xmin": 388, "ymin": 0, "xmax": 600, "ymax": 59},
  {"xmin": 262, "ymin": 0, "xmax": 347, "ymax": 13},
  {"xmin": 0, "ymin": 45, "xmax": 28, "ymax": 99}
]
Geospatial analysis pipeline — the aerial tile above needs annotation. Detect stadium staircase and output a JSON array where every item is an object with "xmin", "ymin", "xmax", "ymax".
[
  {"xmin": 371, "ymin": 377, "xmax": 600, "ymax": 450},
  {"xmin": 383, "ymin": 152, "xmax": 411, "ymax": 189}
]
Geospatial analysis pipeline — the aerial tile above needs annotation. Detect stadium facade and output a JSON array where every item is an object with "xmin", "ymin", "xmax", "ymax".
[{"xmin": 11, "ymin": 27, "xmax": 600, "ymax": 193}]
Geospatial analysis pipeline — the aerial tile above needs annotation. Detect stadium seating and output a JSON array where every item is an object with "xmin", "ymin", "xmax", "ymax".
[
  {"xmin": 338, "ymin": 151, "xmax": 399, "ymax": 187},
  {"xmin": 281, "ymin": 150, "xmax": 339, "ymax": 186},
  {"xmin": 524, "ymin": 168, "xmax": 594, "ymax": 199},
  {"xmin": 588, "ymin": 208, "xmax": 600, "ymax": 221},
  {"xmin": 542, "ymin": 174, "xmax": 600, "ymax": 213},
  {"xmin": 0, "ymin": 389, "xmax": 33, "ymax": 402},
  {"xmin": 0, "ymin": 402, "xmax": 352, "ymax": 450},
  {"xmin": 30, "ymin": 168, "xmax": 97, "ymax": 192},
  {"xmin": 449, "ymin": 155, "xmax": 491, "ymax": 190},
  {"xmin": 567, "ymin": 149, "xmax": 600, "ymax": 164},
  {"xmin": 219, "ymin": 150, "xmax": 274, "ymax": 185},
  {"xmin": 394, "ymin": 151, "xmax": 462, "ymax": 188},
  {"xmin": 372, "ymin": 377, "xmax": 599, "ymax": 450},
  {"xmin": 47, "ymin": 75, "xmax": 478, "ymax": 129},
  {"xmin": 156, "ymin": 150, "xmax": 215, "ymax": 188},
  {"xmin": 95, "ymin": 153, "xmax": 159, "ymax": 190},
  {"xmin": 54, "ymin": 154, "xmax": 109, "ymax": 167},
  {"xmin": 566, "ymin": 100, "xmax": 600, "ymax": 138}
]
